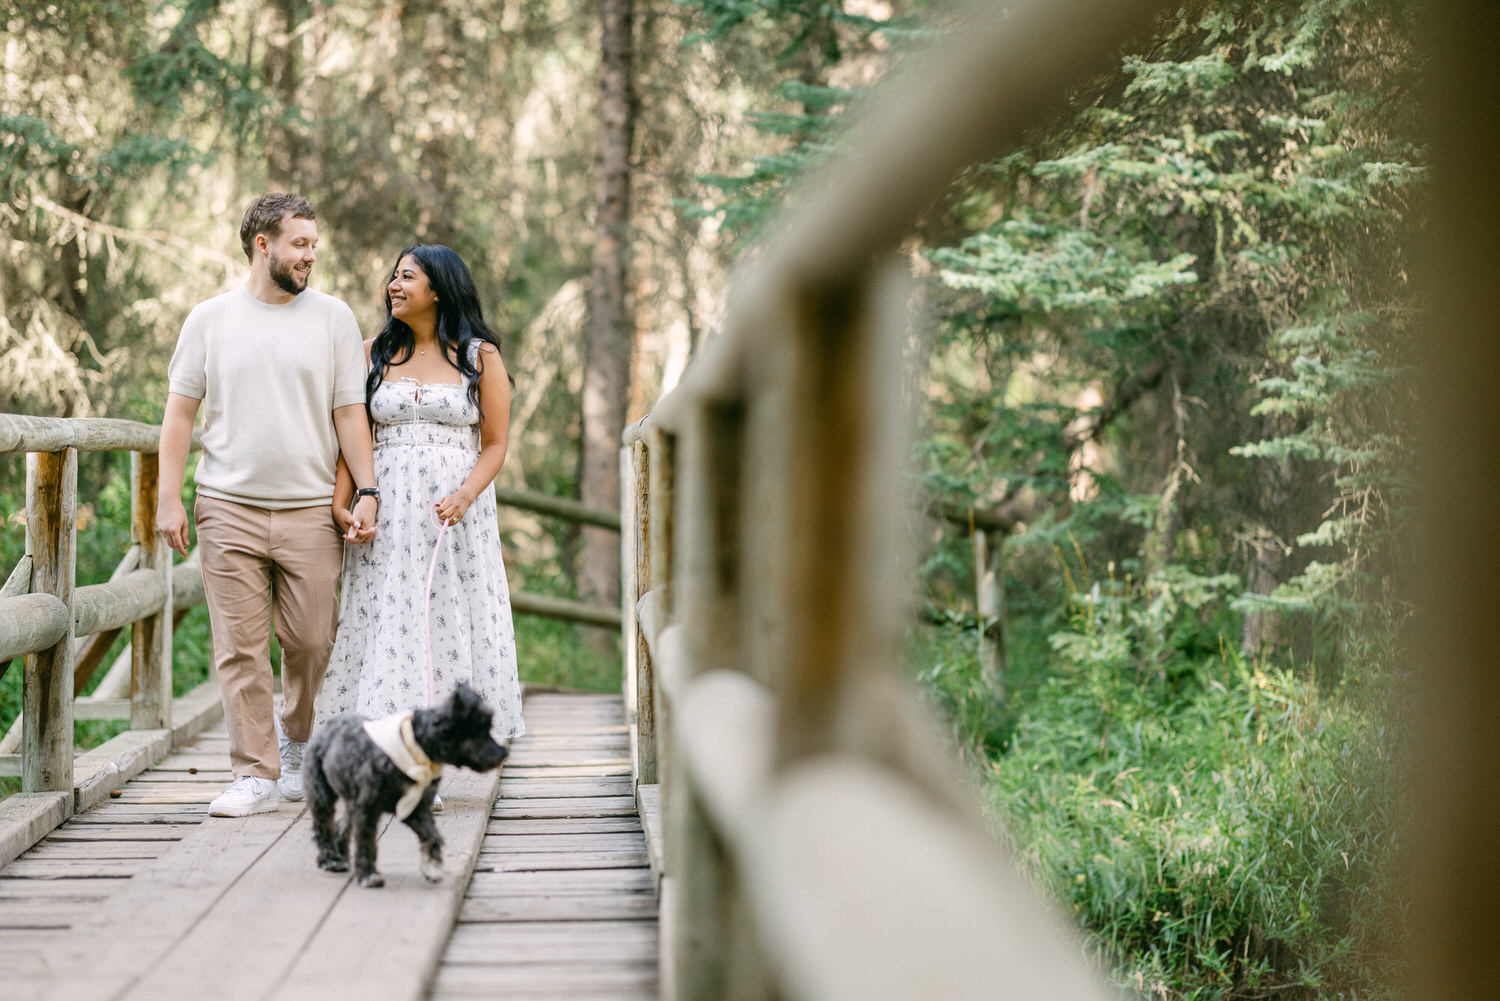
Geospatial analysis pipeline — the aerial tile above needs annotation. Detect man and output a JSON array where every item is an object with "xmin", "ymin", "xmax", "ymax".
[{"xmin": 157, "ymin": 192, "xmax": 379, "ymax": 817}]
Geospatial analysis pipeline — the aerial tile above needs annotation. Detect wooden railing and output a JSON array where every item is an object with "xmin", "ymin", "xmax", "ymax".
[
  {"xmin": 492, "ymin": 485, "xmax": 622, "ymax": 629},
  {"xmin": 0, "ymin": 412, "xmax": 620, "ymax": 866},
  {"xmin": 618, "ymin": 1, "xmax": 1176, "ymax": 998},
  {"xmin": 0, "ymin": 415, "xmax": 198, "ymax": 797}
]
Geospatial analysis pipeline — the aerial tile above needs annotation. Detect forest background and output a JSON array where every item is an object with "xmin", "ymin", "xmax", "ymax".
[{"xmin": 0, "ymin": 0, "xmax": 1418, "ymax": 998}]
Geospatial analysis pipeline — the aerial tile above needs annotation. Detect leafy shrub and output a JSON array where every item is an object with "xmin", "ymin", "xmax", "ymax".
[
  {"xmin": 909, "ymin": 617, "xmax": 1009, "ymax": 763},
  {"xmin": 516, "ymin": 616, "xmax": 620, "ymax": 693},
  {"xmin": 987, "ymin": 571, "xmax": 1404, "ymax": 999}
]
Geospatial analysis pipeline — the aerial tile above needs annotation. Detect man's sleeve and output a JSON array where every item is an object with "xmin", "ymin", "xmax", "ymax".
[
  {"xmin": 331, "ymin": 305, "xmax": 367, "ymax": 410},
  {"xmin": 167, "ymin": 308, "xmax": 207, "ymax": 400}
]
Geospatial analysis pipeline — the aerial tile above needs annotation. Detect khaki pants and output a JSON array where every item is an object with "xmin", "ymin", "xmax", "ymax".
[{"xmin": 195, "ymin": 495, "xmax": 343, "ymax": 779}]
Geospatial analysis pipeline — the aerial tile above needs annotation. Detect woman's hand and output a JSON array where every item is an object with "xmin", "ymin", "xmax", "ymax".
[
  {"xmin": 333, "ymin": 505, "xmax": 355, "ymax": 536},
  {"xmin": 434, "ymin": 489, "xmax": 474, "ymax": 526}
]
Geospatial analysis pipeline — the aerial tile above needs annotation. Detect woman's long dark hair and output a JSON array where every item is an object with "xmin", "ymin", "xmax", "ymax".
[{"xmin": 366, "ymin": 244, "xmax": 508, "ymax": 419}]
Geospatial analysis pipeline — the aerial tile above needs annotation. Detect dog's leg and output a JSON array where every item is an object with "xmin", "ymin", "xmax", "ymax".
[
  {"xmin": 403, "ymin": 800, "xmax": 445, "ymax": 882},
  {"xmin": 333, "ymin": 799, "xmax": 352, "ymax": 864},
  {"xmin": 307, "ymin": 755, "xmax": 348, "ymax": 872},
  {"xmin": 352, "ymin": 797, "xmax": 385, "ymax": 888}
]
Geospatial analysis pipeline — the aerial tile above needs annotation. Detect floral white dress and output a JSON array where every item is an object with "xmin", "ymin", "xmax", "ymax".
[{"xmin": 317, "ymin": 373, "xmax": 524, "ymax": 740}]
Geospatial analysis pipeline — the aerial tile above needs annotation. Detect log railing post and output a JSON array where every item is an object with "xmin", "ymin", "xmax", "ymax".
[
  {"xmin": 647, "ymin": 424, "xmax": 677, "ymax": 799},
  {"xmin": 647, "ymin": 426, "xmax": 677, "ymax": 621},
  {"xmin": 23, "ymin": 448, "xmax": 77, "ymax": 793},
  {"xmin": 620, "ymin": 443, "xmax": 638, "ymax": 717},
  {"xmin": 973, "ymin": 526, "xmax": 1006, "ymax": 703},
  {"xmin": 664, "ymin": 400, "xmax": 770, "ymax": 1001},
  {"xmin": 773, "ymin": 266, "xmax": 911, "ymax": 767},
  {"xmin": 631, "ymin": 437, "xmax": 657, "ymax": 785},
  {"xmin": 130, "ymin": 451, "xmax": 172, "ymax": 730}
]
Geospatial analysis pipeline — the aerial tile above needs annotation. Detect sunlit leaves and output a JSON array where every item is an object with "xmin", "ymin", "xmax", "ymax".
[{"xmin": 932, "ymin": 218, "xmax": 1198, "ymax": 314}]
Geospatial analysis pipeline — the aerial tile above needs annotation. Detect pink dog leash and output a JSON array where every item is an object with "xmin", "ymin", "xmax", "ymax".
[{"xmin": 423, "ymin": 504, "xmax": 452, "ymax": 709}]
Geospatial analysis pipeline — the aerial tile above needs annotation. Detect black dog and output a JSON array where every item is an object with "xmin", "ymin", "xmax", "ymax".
[{"xmin": 305, "ymin": 683, "xmax": 509, "ymax": 887}]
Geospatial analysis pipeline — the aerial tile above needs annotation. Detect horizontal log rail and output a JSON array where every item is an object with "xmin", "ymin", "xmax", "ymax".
[
  {"xmin": 71, "ymin": 569, "xmax": 168, "ymax": 639},
  {"xmin": 0, "ymin": 413, "xmax": 200, "ymax": 454},
  {"xmin": 0, "ymin": 594, "xmax": 69, "ymax": 664},
  {"xmin": 496, "ymin": 485, "xmax": 620, "ymax": 531},
  {"xmin": 494, "ymin": 486, "xmax": 620, "ymax": 629},
  {"xmin": 509, "ymin": 590, "xmax": 621, "ymax": 629}
]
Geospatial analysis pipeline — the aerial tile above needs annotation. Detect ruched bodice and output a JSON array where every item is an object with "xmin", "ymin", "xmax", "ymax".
[{"xmin": 371, "ymin": 379, "xmax": 481, "ymax": 452}]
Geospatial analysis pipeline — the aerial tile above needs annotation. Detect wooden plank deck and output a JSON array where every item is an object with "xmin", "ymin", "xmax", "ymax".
[
  {"xmin": 431, "ymin": 691, "xmax": 660, "ymax": 1001},
  {"xmin": 0, "ymin": 690, "xmax": 660, "ymax": 1001}
]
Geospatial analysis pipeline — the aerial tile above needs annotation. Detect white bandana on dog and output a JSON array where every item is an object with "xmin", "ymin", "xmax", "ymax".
[{"xmin": 362, "ymin": 711, "xmax": 439, "ymax": 820}]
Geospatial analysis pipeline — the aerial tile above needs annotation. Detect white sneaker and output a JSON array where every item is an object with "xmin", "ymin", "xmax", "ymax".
[
  {"xmin": 274, "ymin": 714, "xmax": 306, "ymax": 802},
  {"xmin": 208, "ymin": 776, "xmax": 279, "ymax": 817}
]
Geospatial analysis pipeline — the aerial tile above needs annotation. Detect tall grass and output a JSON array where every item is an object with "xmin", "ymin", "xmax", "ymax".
[
  {"xmin": 912, "ymin": 567, "xmax": 1406, "ymax": 1000},
  {"xmin": 516, "ymin": 617, "xmax": 621, "ymax": 692}
]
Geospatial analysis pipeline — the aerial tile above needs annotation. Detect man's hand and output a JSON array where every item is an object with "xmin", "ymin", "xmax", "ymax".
[
  {"xmin": 157, "ymin": 498, "xmax": 191, "ymax": 556},
  {"xmin": 156, "ymin": 392, "xmax": 200, "ymax": 559},
  {"xmin": 344, "ymin": 494, "xmax": 378, "ymax": 545}
]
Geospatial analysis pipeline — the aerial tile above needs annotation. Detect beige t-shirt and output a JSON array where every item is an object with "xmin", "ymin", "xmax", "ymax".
[{"xmin": 167, "ymin": 286, "xmax": 366, "ymax": 510}]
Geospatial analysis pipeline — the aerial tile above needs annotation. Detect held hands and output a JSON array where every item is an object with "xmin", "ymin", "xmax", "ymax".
[
  {"xmin": 343, "ymin": 495, "xmax": 378, "ymax": 545},
  {"xmin": 157, "ymin": 499, "xmax": 191, "ymax": 557},
  {"xmin": 434, "ymin": 489, "xmax": 474, "ymax": 527}
]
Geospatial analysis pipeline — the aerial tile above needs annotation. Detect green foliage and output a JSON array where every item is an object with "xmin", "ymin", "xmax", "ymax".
[
  {"xmin": 894, "ymin": 4, "xmax": 1419, "ymax": 998},
  {"xmin": 125, "ymin": 0, "xmax": 269, "ymax": 123},
  {"xmin": 922, "ymin": 0, "xmax": 1420, "ymax": 674},
  {"xmin": 991, "ymin": 571, "xmax": 1404, "ymax": 999},
  {"xmin": 908, "ymin": 619, "xmax": 1007, "ymax": 760},
  {"xmin": 516, "ymin": 618, "xmax": 621, "ymax": 693},
  {"xmin": 0, "ymin": 114, "xmax": 79, "ymax": 197},
  {"xmin": 681, "ymin": 0, "xmax": 882, "ymax": 61},
  {"xmin": 676, "ymin": 0, "xmax": 911, "ymax": 243},
  {"xmin": 931, "ymin": 214, "xmax": 1199, "ymax": 314}
]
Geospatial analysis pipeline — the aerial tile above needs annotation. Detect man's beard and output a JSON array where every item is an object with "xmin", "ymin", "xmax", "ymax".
[{"xmin": 269, "ymin": 251, "xmax": 309, "ymax": 296}]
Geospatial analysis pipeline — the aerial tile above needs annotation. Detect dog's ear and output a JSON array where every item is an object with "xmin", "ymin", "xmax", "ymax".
[
  {"xmin": 449, "ymin": 683, "xmax": 488, "ymax": 720},
  {"xmin": 440, "ymin": 683, "xmax": 470, "ymax": 711}
]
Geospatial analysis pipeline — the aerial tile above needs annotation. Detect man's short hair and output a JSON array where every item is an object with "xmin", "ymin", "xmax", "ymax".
[{"xmin": 239, "ymin": 193, "xmax": 316, "ymax": 262}]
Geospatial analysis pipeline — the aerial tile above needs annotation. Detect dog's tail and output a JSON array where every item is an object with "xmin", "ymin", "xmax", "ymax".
[{"xmin": 305, "ymin": 740, "xmax": 336, "ymax": 818}]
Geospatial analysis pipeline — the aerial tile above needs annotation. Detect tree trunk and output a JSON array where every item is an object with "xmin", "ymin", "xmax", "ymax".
[
  {"xmin": 1241, "ymin": 453, "xmax": 1292, "ymax": 657},
  {"xmin": 263, "ymin": 0, "xmax": 305, "ymax": 190},
  {"xmin": 579, "ymin": 0, "xmax": 636, "ymax": 614}
]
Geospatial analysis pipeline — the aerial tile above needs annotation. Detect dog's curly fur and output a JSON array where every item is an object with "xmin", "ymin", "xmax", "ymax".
[{"xmin": 305, "ymin": 683, "xmax": 509, "ymax": 888}]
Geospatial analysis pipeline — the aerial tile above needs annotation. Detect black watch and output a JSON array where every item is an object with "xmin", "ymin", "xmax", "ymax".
[{"xmin": 353, "ymin": 487, "xmax": 380, "ymax": 506}]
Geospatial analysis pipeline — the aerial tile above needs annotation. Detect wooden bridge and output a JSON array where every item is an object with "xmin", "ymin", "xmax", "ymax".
[
  {"xmin": 2, "ymin": 0, "xmax": 1495, "ymax": 998},
  {"xmin": 1, "ymin": 690, "xmax": 657, "ymax": 1001}
]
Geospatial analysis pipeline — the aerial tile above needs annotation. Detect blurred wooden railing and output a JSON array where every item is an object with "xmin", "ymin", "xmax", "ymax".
[{"xmin": 616, "ymin": 3, "xmax": 1177, "ymax": 997}]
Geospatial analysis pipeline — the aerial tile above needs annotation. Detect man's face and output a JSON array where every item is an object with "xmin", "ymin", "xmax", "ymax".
[{"xmin": 263, "ymin": 216, "xmax": 318, "ymax": 296}]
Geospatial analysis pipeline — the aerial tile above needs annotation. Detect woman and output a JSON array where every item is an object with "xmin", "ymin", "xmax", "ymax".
[{"xmin": 317, "ymin": 244, "xmax": 524, "ymax": 742}]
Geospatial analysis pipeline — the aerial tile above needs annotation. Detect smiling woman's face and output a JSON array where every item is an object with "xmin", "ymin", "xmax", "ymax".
[{"xmin": 388, "ymin": 254, "xmax": 438, "ymax": 324}]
